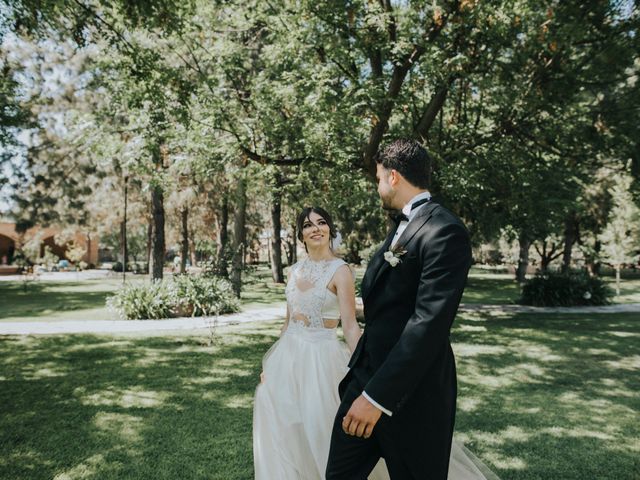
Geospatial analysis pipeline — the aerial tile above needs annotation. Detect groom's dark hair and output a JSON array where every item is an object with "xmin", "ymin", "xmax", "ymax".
[{"xmin": 375, "ymin": 139, "xmax": 431, "ymax": 189}]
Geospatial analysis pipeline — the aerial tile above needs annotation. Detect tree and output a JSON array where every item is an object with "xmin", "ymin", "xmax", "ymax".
[{"xmin": 599, "ymin": 171, "xmax": 640, "ymax": 294}]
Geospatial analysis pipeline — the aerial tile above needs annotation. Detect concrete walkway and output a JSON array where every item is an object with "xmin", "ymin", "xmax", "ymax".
[
  {"xmin": 1, "ymin": 302, "xmax": 638, "ymax": 336},
  {"xmin": 458, "ymin": 303, "xmax": 640, "ymax": 314},
  {"xmin": 0, "ymin": 305, "xmax": 287, "ymax": 335}
]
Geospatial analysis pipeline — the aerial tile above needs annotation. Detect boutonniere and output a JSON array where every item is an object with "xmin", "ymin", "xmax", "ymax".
[{"xmin": 383, "ymin": 244, "xmax": 407, "ymax": 267}]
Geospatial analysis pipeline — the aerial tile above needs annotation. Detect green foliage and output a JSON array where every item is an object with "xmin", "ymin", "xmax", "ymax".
[
  {"xmin": 171, "ymin": 274, "xmax": 239, "ymax": 317},
  {"xmin": 520, "ymin": 271, "xmax": 613, "ymax": 307},
  {"xmin": 599, "ymin": 172, "xmax": 640, "ymax": 268},
  {"xmin": 107, "ymin": 275, "xmax": 240, "ymax": 320},
  {"xmin": 39, "ymin": 246, "xmax": 60, "ymax": 270},
  {"xmin": 107, "ymin": 280, "xmax": 173, "ymax": 320}
]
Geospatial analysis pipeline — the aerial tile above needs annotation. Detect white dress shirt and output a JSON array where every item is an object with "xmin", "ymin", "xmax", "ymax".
[{"xmin": 363, "ymin": 190, "xmax": 432, "ymax": 417}]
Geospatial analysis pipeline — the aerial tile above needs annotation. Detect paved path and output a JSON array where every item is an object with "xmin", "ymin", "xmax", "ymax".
[
  {"xmin": 458, "ymin": 303, "xmax": 640, "ymax": 314},
  {"xmin": 0, "ymin": 305, "xmax": 287, "ymax": 335},
  {"xmin": 1, "ymin": 302, "xmax": 638, "ymax": 336}
]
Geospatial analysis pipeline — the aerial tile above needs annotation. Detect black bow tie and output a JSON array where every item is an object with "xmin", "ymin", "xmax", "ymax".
[
  {"xmin": 389, "ymin": 197, "xmax": 431, "ymax": 224},
  {"xmin": 389, "ymin": 211, "xmax": 409, "ymax": 224}
]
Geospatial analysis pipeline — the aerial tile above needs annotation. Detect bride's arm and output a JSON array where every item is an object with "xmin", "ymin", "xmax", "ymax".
[
  {"xmin": 334, "ymin": 265, "xmax": 362, "ymax": 353},
  {"xmin": 279, "ymin": 304, "xmax": 290, "ymax": 337},
  {"xmin": 279, "ymin": 268, "xmax": 292, "ymax": 337}
]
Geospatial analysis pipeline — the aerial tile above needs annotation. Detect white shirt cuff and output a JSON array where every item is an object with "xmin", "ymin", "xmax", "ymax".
[{"xmin": 363, "ymin": 391, "xmax": 393, "ymax": 417}]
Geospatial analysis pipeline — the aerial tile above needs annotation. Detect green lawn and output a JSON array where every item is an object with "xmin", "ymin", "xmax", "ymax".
[
  {"xmin": 0, "ymin": 277, "xmax": 148, "ymax": 322},
  {"xmin": 0, "ymin": 268, "xmax": 284, "ymax": 323},
  {"xmin": 0, "ymin": 266, "xmax": 638, "ymax": 324},
  {"xmin": 1, "ymin": 312, "xmax": 638, "ymax": 479}
]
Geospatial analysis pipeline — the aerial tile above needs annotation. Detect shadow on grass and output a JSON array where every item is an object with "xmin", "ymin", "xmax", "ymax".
[
  {"xmin": 0, "ymin": 282, "xmax": 116, "ymax": 320},
  {"xmin": 461, "ymin": 275, "xmax": 521, "ymax": 305},
  {"xmin": 0, "ymin": 323, "xmax": 279, "ymax": 480},
  {"xmin": 451, "ymin": 312, "xmax": 639, "ymax": 479},
  {"xmin": 1, "ymin": 314, "xmax": 639, "ymax": 479}
]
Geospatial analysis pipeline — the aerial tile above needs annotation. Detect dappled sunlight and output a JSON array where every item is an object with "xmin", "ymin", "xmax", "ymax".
[
  {"xmin": 494, "ymin": 362, "xmax": 547, "ymax": 384},
  {"xmin": 586, "ymin": 348, "xmax": 618, "ymax": 356},
  {"xmin": 457, "ymin": 324, "xmax": 487, "ymax": 333},
  {"xmin": 455, "ymin": 343, "xmax": 508, "ymax": 357},
  {"xmin": 458, "ymin": 364, "xmax": 516, "ymax": 388},
  {"xmin": 467, "ymin": 426, "xmax": 533, "ymax": 447},
  {"xmin": 604, "ymin": 355, "xmax": 640, "ymax": 371},
  {"xmin": 224, "ymin": 394, "xmax": 253, "ymax": 409},
  {"xmin": 65, "ymin": 340, "xmax": 134, "ymax": 352},
  {"xmin": 503, "ymin": 341, "xmax": 565, "ymax": 362},
  {"xmin": 129, "ymin": 348, "xmax": 170, "ymax": 367},
  {"xmin": 483, "ymin": 452, "xmax": 527, "ymax": 471},
  {"xmin": 22, "ymin": 365, "xmax": 68, "ymax": 380},
  {"xmin": 1, "ymin": 311, "xmax": 637, "ymax": 479},
  {"xmin": 52, "ymin": 454, "xmax": 105, "ymax": 480},
  {"xmin": 93, "ymin": 412, "xmax": 143, "ymax": 444},
  {"xmin": 457, "ymin": 396, "xmax": 482, "ymax": 412},
  {"xmin": 541, "ymin": 426, "xmax": 615, "ymax": 441},
  {"xmin": 607, "ymin": 331, "xmax": 639, "ymax": 338},
  {"xmin": 77, "ymin": 386, "xmax": 170, "ymax": 408}
]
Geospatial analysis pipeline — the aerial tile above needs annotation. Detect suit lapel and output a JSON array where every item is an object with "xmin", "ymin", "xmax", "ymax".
[
  {"xmin": 364, "ymin": 202, "xmax": 439, "ymax": 299},
  {"xmin": 361, "ymin": 228, "xmax": 395, "ymax": 300}
]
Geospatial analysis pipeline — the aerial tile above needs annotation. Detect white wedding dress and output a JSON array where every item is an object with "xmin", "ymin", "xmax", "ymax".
[{"xmin": 253, "ymin": 257, "xmax": 498, "ymax": 480}]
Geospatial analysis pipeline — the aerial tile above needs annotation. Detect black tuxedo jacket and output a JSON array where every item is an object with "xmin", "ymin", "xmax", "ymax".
[{"xmin": 341, "ymin": 201, "xmax": 472, "ymax": 476}]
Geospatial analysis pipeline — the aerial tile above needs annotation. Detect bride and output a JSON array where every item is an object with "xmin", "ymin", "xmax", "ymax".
[{"xmin": 253, "ymin": 206, "xmax": 498, "ymax": 480}]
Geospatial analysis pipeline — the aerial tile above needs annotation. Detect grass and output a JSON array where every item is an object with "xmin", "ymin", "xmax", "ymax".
[
  {"xmin": 603, "ymin": 277, "xmax": 640, "ymax": 304},
  {"xmin": 462, "ymin": 269, "xmax": 521, "ymax": 305},
  {"xmin": 0, "ymin": 268, "xmax": 284, "ymax": 323},
  {"xmin": 0, "ymin": 265, "xmax": 638, "ymax": 324},
  {"xmin": 0, "ymin": 277, "xmax": 146, "ymax": 322},
  {"xmin": 1, "ymin": 312, "xmax": 638, "ymax": 479}
]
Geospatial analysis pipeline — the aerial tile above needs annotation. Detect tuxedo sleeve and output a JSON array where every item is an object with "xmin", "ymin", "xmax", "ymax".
[{"xmin": 363, "ymin": 221, "xmax": 471, "ymax": 413}]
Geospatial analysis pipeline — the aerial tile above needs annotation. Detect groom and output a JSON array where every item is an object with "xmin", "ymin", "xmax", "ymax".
[{"xmin": 326, "ymin": 139, "xmax": 472, "ymax": 479}]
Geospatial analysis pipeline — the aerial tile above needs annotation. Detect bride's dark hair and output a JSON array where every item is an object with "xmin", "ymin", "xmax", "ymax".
[{"xmin": 296, "ymin": 207, "xmax": 337, "ymax": 249}]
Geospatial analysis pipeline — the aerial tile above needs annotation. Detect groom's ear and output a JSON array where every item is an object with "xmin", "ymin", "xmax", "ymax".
[{"xmin": 389, "ymin": 169, "xmax": 401, "ymax": 187}]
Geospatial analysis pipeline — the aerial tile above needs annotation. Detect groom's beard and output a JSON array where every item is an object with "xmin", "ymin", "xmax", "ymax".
[{"xmin": 380, "ymin": 194, "xmax": 395, "ymax": 211}]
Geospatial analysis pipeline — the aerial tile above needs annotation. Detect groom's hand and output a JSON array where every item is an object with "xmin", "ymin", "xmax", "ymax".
[{"xmin": 342, "ymin": 395, "xmax": 382, "ymax": 439}]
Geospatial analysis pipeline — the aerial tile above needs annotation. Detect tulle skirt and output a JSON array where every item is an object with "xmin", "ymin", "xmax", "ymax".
[
  {"xmin": 253, "ymin": 324, "xmax": 498, "ymax": 480},
  {"xmin": 253, "ymin": 325, "xmax": 352, "ymax": 479}
]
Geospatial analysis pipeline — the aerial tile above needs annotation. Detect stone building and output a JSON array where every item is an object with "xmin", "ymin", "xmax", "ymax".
[{"xmin": 0, "ymin": 222, "xmax": 99, "ymax": 268}]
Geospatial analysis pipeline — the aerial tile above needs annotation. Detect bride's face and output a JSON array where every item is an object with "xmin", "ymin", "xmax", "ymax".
[{"xmin": 302, "ymin": 212, "xmax": 331, "ymax": 250}]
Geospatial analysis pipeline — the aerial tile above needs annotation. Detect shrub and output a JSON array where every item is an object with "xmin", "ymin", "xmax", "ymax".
[
  {"xmin": 107, "ymin": 282, "xmax": 173, "ymax": 320},
  {"xmin": 520, "ymin": 270, "xmax": 613, "ymax": 307},
  {"xmin": 107, "ymin": 275, "xmax": 240, "ymax": 320},
  {"xmin": 169, "ymin": 275, "xmax": 240, "ymax": 317}
]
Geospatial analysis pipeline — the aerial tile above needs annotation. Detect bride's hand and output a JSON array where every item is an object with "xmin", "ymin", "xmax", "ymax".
[{"xmin": 260, "ymin": 371, "xmax": 265, "ymax": 383}]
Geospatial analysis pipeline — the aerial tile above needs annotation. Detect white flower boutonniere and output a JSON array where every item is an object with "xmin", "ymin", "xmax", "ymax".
[{"xmin": 383, "ymin": 245, "xmax": 407, "ymax": 267}]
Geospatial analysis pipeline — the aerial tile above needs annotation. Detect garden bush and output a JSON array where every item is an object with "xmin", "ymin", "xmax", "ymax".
[
  {"xmin": 107, "ymin": 275, "xmax": 240, "ymax": 320},
  {"xmin": 520, "ymin": 270, "xmax": 613, "ymax": 307}
]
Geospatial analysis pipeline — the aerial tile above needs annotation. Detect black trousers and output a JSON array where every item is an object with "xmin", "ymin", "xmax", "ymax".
[{"xmin": 325, "ymin": 378, "xmax": 418, "ymax": 480}]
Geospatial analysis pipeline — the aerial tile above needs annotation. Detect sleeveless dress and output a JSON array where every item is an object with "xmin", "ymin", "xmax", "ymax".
[{"xmin": 252, "ymin": 257, "xmax": 498, "ymax": 480}]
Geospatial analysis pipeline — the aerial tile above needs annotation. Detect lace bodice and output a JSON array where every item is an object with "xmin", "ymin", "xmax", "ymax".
[{"xmin": 285, "ymin": 258, "xmax": 347, "ymax": 330}]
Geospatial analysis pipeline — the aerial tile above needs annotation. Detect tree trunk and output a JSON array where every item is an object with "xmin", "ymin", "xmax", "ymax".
[
  {"xmin": 586, "ymin": 240, "xmax": 602, "ymax": 276},
  {"xmin": 216, "ymin": 191, "xmax": 229, "ymax": 276},
  {"xmin": 149, "ymin": 186, "xmax": 165, "ymax": 281},
  {"xmin": 122, "ymin": 175, "xmax": 128, "ymax": 280},
  {"xmin": 231, "ymin": 173, "xmax": 247, "ymax": 297},
  {"xmin": 120, "ymin": 220, "xmax": 127, "ymax": 282},
  {"xmin": 189, "ymin": 227, "xmax": 197, "ymax": 267},
  {"xmin": 615, "ymin": 265, "xmax": 621, "ymax": 296},
  {"xmin": 270, "ymin": 173, "xmax": 285, "ymax": 283},
  {"xmin": 516, "ymin": 233, "xmax": 531, "ymax": 283},
  {"xmin": 561, "ymin": 213, "xmax": 577, "ymax": 273},
  {"xmin": 180, "ymin": 207, "xmax": 188, "ymax": 274},
  {"xmin": 146, "ymin": 220, "xmax": 152, "ymax": 273}
]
